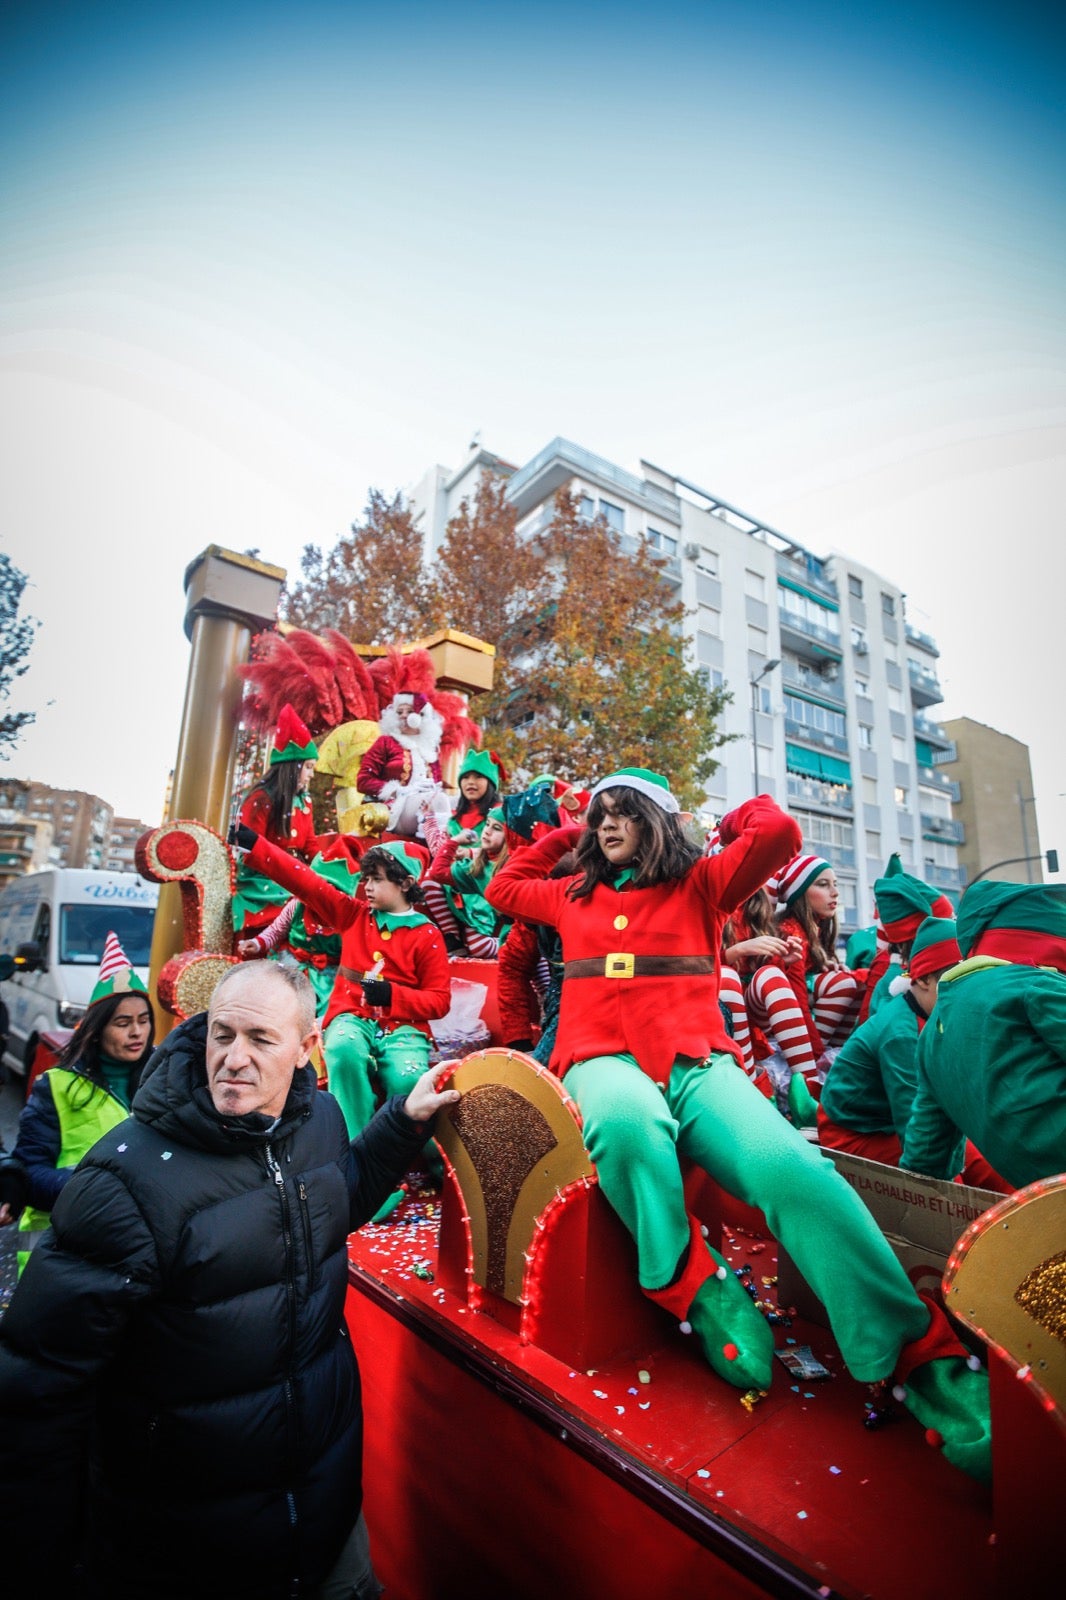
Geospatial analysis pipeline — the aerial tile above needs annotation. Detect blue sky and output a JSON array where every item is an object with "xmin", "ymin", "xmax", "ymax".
[{"xmin": 2, "ymin": 0, "xmax": 1064, "ymax": 869}]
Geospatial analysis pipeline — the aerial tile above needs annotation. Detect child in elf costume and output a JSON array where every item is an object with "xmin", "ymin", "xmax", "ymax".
[
  {"xmin": 486, "ymin": 770, "xmax": 992, "ymax": 1481},
  {"xmin": 421, "ymin": 806, "xmax": 512, "ymax": 958},
  {"xmin": 860, "ymin": 856, "xmax": 956, "ymax": 1025},
  {"xmin": 902, "ymin": 881, "xmax": 1066, "ymax": 1191},
  {"xmin": 231, "ymin": 825, "xmax": 450, "ymax": 1142},
  {"xmin": 447, "ymin": 748, "xmax": 507, "ymax": 838},
  {"xmin": 232, "ymin": 705, "xmax": 330, "ymax": 940},
  {"xmin": 818, "ymin": 916, "xmax": 1010, "ymax": 1192}
]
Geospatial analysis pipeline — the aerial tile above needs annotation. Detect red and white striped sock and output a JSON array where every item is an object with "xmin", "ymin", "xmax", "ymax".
[
  {"xmin": 747, "ymin": 964, "xmax": 820, "ymax": 1080},
  {"xmin": 465, "ymin": 931, "xmax": 500, "ymax": 960},
  {"xmin": 420, "ymin": 880, "xmax": 462, "ymax": 941},
  {"xmin": 717, "ymin": 967, "xmax": 754, "ymax": 1075},
  {"xmin": 812, "ymin": 969, "xmax": 861, "ymax": 1044}
]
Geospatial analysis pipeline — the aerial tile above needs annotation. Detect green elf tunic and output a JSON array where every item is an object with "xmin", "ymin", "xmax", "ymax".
[
  {"xmin": 820, "ymin": 990, "xmax": 923, "ymax": 1139},
  {"xmin": 902, "ymin": 955, "xmax": 1066, "ymax": 1190}
]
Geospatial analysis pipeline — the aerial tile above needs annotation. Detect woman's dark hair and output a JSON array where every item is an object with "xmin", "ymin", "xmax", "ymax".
[
  {"xmin": 360, "ymin": 845, "xmax": 426, "ymax": 904},
  {"xmin": 569, "ymin": 788, "xmax": 700, "ymax": 901},
  {"xmin": 250, "ymin": 761, "xmax": 306, "ymax": 839},
  {"xmin": 782, "ymin": 892, "xmax": 839, "ymax": 971},
  {"xmin": 459, "ymin": 778, "xmax": 498, "ymax": 822},
  {"xmin": 724, "ymin": 887, "xmax": 776, "ymax": 950},
  {"xmin": 54, "ymin": 990, "xmax": 155, "ymax": 1111}
]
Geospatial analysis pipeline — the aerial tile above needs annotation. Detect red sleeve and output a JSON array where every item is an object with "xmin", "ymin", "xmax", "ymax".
[
  {"xmin": 384, "ymin": 926, "xmax": 452, "ymax": 1025},
  {"xmin": 427, "ymin": 836, "xmax": 461, "ymax": 886},
  {"xmin": 239, "ymin": 790, "xmax": 271, "ymax": 836},
  {"xmin": 356, "ymin": 737, "xmax": 394, "ymax": 797},
  {"xmin": 496, "ymin": 920, "xmax": 542, "ymax": 1043},
  {"xmin": 485, "ymin": 826, "xmax": 583, "ymax": 927},
  {"xmin": 697, "ymin": 795, "xmax": 801, "ymax": 918},
  {"xmin": 245, "ymin": 833, "xmax": 362, "ymax": 931}
]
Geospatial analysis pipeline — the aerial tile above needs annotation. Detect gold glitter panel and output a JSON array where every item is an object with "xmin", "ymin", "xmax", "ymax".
[
  {"xmin": 1015, "ymin": 1251, "xmax": 1066, "ymax": 1345},
  {"xmin": 450, "ymin": 1085, "xmax": 557, "ymax": 1295}
]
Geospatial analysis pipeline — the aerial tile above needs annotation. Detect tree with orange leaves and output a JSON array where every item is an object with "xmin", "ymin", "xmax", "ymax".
[{"xmin": 284, "ymin": 490, "xmax": 432, "ymax": 643}]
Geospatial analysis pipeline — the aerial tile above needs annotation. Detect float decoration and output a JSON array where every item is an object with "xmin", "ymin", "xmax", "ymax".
[{"xmin": 136, "ymin": 820, "xmax": 239, "ymax": 1019}]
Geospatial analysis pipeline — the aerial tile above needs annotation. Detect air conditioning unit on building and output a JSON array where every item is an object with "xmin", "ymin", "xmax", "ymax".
[
  {"xmin": 822, "ymin": 663, "xmax": 840, "ymax": 682},
  {"xmin": 854, "ymin": 640, "xmax": 869, "ymax": 656},
  {"xmin": 684, "ymin": 542, "xmax": 700, "ymax": 561}
]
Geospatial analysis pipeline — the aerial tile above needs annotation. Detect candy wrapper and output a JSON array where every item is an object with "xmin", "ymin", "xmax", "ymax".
[{"xmin": 774, "ymin": 1344, "xmax": 832, "ymax": 1381}]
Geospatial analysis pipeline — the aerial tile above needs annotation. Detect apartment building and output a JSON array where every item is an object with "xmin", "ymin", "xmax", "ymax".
[
  {"xmin": 409, "ymin": 437, "xmax": 966, "ymax": 934},
  {"xmin": 0, "ymin": 779, "xmax": 53, "ymax": 889},
  {"xmin": 105, "ymin": 815, "xmax": 153, "ymax": 874},
  {"xmin": 941, "ymin": 717, "xmax": 1043, "ymax": 886}
]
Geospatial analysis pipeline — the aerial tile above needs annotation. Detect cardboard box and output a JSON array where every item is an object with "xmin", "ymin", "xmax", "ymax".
[{"xmin": 777, "ymin": 1149, "xmax": 1002, "ymax": 1325}]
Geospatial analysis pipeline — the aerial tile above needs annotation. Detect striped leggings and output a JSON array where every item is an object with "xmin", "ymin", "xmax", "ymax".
[
  {"xmin": 746, "ymin": 964, "xmax": 861, "ymax": 1081},
  {"xmin": 421, "ymin": 879, "xmax": 500, "ymax": 960}
]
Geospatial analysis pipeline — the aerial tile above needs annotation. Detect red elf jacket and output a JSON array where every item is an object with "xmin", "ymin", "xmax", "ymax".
[
  {"xmin": 244, "ymin": 834, "xmax": 451, "ymax": 1037},
  {"xmin": 486, "ymin": 795, "xmax": 801, "ymax": 1086}
]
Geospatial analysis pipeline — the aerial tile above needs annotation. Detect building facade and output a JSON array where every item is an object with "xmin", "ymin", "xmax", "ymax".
[
  {"xmin": 409, "ymin": 437, "xmax": 966, "ymax": 934},
  {"xmin": 0, "ymin": 779, "xmax": 53, "ymax": 889},
  {"xmin": 941, "ymin": 717, "xmax": 1043, "ymax": 886}
]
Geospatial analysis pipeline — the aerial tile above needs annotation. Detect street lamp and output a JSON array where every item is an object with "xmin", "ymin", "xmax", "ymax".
[{"xmin": 750, "ymin": 658, "xmax": 780, "ymax": 795}]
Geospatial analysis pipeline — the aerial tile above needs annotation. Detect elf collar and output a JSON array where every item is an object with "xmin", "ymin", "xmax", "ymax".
[{"xmin": 372, "ymin": 907, "xmax": 430, "ymax": 931}]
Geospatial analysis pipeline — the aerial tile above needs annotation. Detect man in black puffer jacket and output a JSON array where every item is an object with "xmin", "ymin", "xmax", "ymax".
[{"xmin": 0, "ymin": 960, "xmax": 459, "ymax": 1599}]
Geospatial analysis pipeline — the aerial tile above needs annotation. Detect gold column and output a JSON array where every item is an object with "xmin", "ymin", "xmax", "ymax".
[{"xmin": 147, "ymin": 547, "xmax": 285, "ymax": 1034}]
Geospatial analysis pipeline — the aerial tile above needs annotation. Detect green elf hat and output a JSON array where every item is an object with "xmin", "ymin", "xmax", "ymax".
[
  {"xmin": 375, "ymin": 840, "xmax": 425, "ymax": 882},
  {"xmin": 907, "ymin": 916, "xmax": 962, "ymax": 981},
  {"xmin": 269, "ymin": 704, "xmax": 319, "ymax": 766},
  {"xmin": 776, "ymin": 852, "xmax": 832, "ymax": 911},
  {"xmin": 873, "ymin": 864, "xmax": 952, "ymax": 942},
  {"xmin": 588, "ymin": 768, "xmax": 680, "ymax": 815},
  {"xmin": 459, "ymin": 748, "xmax": 507, "ymax": 788},
  {"xmin": 956, "ymin": 881, "xmax": 1066, "ymax": 964},
  {"xmin": 90, "ymin": 932, "xmax": 149, "ymax": 1008},
  {"xmin": 486, "ymin": 806, "xmax": 505, "ymax": 825}
]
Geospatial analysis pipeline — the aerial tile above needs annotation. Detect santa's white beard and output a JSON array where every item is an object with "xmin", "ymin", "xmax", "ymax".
[{"xmin": 378, "ymin": 703, "xmax": 444, "ymax": 767}]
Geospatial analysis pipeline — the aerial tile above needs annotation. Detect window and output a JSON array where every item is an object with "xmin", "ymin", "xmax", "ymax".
[
  {"xmin": 894, "ymin": 786, "xmax": 909, "ymax": 808},
  {"xmin": 578, "ymin": 495, "xmax": 595, "ymax": 521},
  {"xmin": 748, "ymin": 624, "xmax": 768, "ymax": 653},
  {"xmin": 696, "ymin": 665, "xmax": 725, "ymax": 690},
  {"xmin": 848, "ymin": 575, "xmax": 863, "ymax": 598},
  {"xmin": 784, "ymin": 693, "xmax": 846, "ymax": 740},
  {"xmin": 696, "ymin": 574, "xmax": 720, "ymax": 607},
  {"xmin": 697, "ymin": 632, "xmax": 720, "ymax": 665},
  {"xmin": 697, "ymin": 548, "xmax": 719, "ymax": 576},
  {"xmin": 744, "ymin": 568, "xmax": 766, "ymax": 599},
  {"xmin": 753, "ymin": 683, "xmax": 772, "ymax": 714},
  {"xmin": 851, "ymin": 625, "xmax": 868, "ymax": 653},
  {"xmin": 862, "ymin": 777, "xmax": 878, "ymax": 803},
  {"xmin": 599, "ymin": 499, "xmax": 624, "ymax": 533},
  {"xmin": 854, "ymin": 676, "xmax": 870, "ymax": 697},
  {"xmin": 697, "ymin": 604, "xmax": 720, "ymax": 637},
  {"xmin": 887, "ymin": 684, "xmax": 905, "ymax": 713},
  {"xmin": 881, "ymin": 592, "xmax": 896, "ymax": 617},
  {"xmin": 857, "ymin": 725, "xmax": 873, "ymax": 749},
  {"xmin": 891, "ymin": 735, "xmax": 909, "ymax": 762},
  {"xmin": 647, "ymin": 527, "xmax": 678, "ymax": 557},
  {"xmin": 865, "ymin": 831, "xmax": 881, "ymax": 856}
]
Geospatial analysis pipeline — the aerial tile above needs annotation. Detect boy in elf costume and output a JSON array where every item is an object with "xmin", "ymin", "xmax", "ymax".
[
  {"xmin": 818, "ymin": 917, "xmax": 1010, "ymax": 1192},
  {"xmin": 860, "ymin": 855, "xmax": 955, "ymax": 1024},
  {"xmin": 486, "ymin": 770, "xmax": 992, "ymax": 1480},
  {"xmin": 902, "ymin": 881, "xmax": 1066, "ymax": 1191},
  {"xmin": 231, "ymin": 825, "xmax": 450, "ymax": 1141}
]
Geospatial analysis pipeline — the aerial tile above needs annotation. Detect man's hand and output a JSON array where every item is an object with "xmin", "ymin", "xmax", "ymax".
[
  {"xmin": 404, "ymin": 1062, "xmax": 461, "ymax": 1123},
  {"xmin": 228, "ymin": 823, "xmax": 258, "ymax": 852},
  {"xmin": 360, "ymin": 977, "xmax": 392, "ymax": 1008}
]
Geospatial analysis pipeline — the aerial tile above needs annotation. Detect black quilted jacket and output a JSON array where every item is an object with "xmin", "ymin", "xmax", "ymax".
[{"xmin": 0, "ymin": 1012, "xmax": 429, "ymax": 1599}]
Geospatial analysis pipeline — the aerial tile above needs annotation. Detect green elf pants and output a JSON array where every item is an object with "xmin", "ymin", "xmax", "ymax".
[
  {"xmin": 324, "ymin": 1012, "xmax": 431, "ymax": 1138},
  {"xmin": 563, "ymin": 1051, "xmax": 929, "ymax": 1383}
]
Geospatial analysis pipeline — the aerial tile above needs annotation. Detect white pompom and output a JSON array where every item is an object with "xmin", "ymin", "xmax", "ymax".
[
  {"xmin": 888, "ymin": 973, "xmax": 912, "ymax": 997},
  {"xmin": 679, "ymin": 1320, "xmax": 693, "ymax": 1335}
]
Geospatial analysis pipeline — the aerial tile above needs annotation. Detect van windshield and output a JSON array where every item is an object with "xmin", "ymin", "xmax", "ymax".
[{"xmin": 59, "ymin": 905, "xmax": 155, "ymax": 967}]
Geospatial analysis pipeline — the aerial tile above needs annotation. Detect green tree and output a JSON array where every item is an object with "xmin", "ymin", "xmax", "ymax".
[
  {"xmin": 0, "ymin": 555, "xmax": 38, "ymax": 757},
  {"xmin": 283, "ymin": 490, "xmax": 432, "ymax": 643}
]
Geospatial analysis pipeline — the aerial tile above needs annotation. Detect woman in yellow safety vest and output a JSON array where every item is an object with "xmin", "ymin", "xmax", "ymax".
[{"xmin": 14, "ymin": 932, "xmax": 154, "ymax": 1273}]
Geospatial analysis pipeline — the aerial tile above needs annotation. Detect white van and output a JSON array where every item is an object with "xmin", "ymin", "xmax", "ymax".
[{"xmin": 0, "ymin": 868, "xmax": 159, "ymax": 1084}]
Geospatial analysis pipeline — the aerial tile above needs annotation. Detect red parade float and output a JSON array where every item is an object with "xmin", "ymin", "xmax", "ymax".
[{"xmin": 139, "ymin": 546, "xmax": 1063, "ymax": 1599}]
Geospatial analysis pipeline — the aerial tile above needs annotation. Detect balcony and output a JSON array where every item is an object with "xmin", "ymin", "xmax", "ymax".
[
  {"xmin": 923, "ymin": 863, "xmax": 966, "ymax": 893},
  {"xmin": 784, "ymin": 717, "xmax": 849, "ymax": 755},
  {"xmin": 913, "ymin": 714, "xmax": 956, "ymax": 759},
  {"xmin": 908, "ymin": 660, "xmax": 943, "ymax": 708},
  {"xmin": 780, "ymin": 659, "xmax": 846, "ymax": 707},
  {"xmin": 506, "ymin": 437, "xmax": 682, "ymax": 524},
  {"xmin": 786, "ymin": 774, "xmax": 854, "ymax": 814},
  {"xmin": 905, "ymin": 621, "xmax": 940, "ymax": 657},
  {"xmin": 620, "ymin": 532, "xmax": 681, "ymax": 584},
  {"xmin": 921, "ymin": 814, "xmax": 965, "ymax": 844},
  {"xmin": 778, "ymin": 605, "xmax": 843, "ymax": 661},
  {"xmin": 917, "ymin": 764, "xmax": 962, "ymax": 802},
  {"xmin": 775, "ymin": 552, "xmax": 838, "ymax": 605}
]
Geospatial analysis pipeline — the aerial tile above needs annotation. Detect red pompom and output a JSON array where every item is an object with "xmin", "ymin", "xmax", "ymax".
[
  {"xmin": 924, "ymin": 1428, "xmax": 944, "ymax": 1450},
  {"xmin": 723, "ymin": 1342, "xmax": 739, "ymax": 1362}
]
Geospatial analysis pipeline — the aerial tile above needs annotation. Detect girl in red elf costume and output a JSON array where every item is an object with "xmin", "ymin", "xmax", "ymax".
[{"xmin": 486, "ymin": 771, "xmax": 991, "ymax": 1482}]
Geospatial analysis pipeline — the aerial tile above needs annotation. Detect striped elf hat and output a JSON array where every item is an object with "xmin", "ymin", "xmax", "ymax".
[
  {"xmin": 907, "ymin": 916, "xmax": 962, "ymax": 981},
  {"xmin": 89, "ymin": 932, "xmax": 149, "ymax": 1008},
  {"xmin": 776, "ymin": 853, "xmax": 831, "ymax": 911}
]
